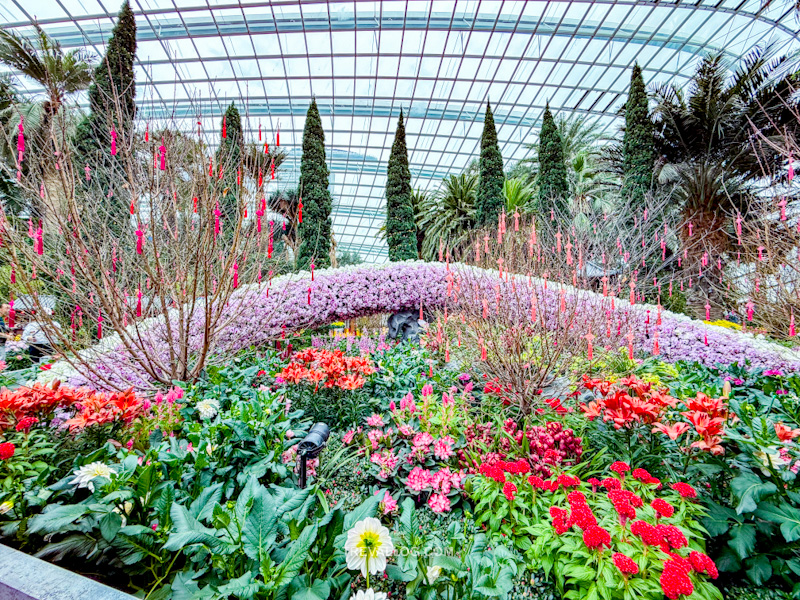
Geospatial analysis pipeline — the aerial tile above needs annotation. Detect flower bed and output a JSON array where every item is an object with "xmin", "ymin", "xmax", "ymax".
[{"xmin": 40, "ymin": 261, "xmax": 800, "ymax": 391}]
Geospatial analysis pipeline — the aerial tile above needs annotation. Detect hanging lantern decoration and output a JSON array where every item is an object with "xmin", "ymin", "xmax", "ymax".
[
  {"xmin": 214, "ymin": 204, "xmax": 221, "ymax": 238},
  {"xmin": 159, "ymin": 142, "xmax": 166, "ymax": 170},
  {"xmin": 16, "ymin": 117, "xmax": 24, "ymax": 164},
  {"xmin": 136, "ymin": 225, "xmax": 144, "ymax": 254},
  {"xmin": 222, "ymin": 115, "xmax": 227, "ymax": 138},
  {"xmin": 110, "ymin": 127, "xmax": 118, "ymax": 156}
]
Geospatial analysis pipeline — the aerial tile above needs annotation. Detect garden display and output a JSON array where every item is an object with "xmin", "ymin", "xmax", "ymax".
[{"xmin": 0, "ymin": 3, "xmax": 799, "ymax": 598}]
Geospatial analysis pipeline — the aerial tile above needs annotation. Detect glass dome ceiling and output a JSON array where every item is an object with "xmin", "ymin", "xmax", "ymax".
[{"xmin": 1, "ymin": 0, "xmax": 798, "ymax": 262}]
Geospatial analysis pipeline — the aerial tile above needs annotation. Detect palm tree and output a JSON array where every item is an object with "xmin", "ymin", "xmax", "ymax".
[
  {"xmin": 652, "ymin": 45, "xmax": 798, "ymax": 314},
  {"xmin": 0, "ymin": 26, "xmax": 93, "ymax": 218},
  {"xmin": 416, "ymin": 172, "xmax": 478, "ymax": 260},
  {"xmin": 0, "ymin": 25, "xmax": 93, "ymax": 119},
  {"xmin": 502, "ymin": 177, "xmax": 535, "ymax": 213}
]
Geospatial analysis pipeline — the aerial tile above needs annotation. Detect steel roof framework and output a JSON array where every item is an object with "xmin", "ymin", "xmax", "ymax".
[{"xmin": 1, "ymin": 0, "xmax": 798, "ymax": 261}]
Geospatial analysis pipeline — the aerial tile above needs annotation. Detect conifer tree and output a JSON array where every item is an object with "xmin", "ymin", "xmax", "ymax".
[
  {"xmin": 297, "ymin": 99, "xmax": 333, "ymax": 269},
  {"xmin": 215, "ymin": 102, "xmax": 243, "ymax": 221},
  {"xmin": 622, "ymin": 64, "xmax": 655, "ymax": 206},
  {"xmin": 537, "ymin": 104, "xmax": 569, "ymax": 212},
  {"xmin": 475, "ymin": 101, "xmax": 505, "ymax": 227},
  {"xmin": 385, "ymin": 109, "xmax": 417, "ymax": 260}
]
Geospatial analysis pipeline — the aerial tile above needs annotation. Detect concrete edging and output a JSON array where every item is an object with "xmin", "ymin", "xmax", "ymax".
[{"xmin": 0, "ymin": 544, "xmax": 136, "ymax": 600}]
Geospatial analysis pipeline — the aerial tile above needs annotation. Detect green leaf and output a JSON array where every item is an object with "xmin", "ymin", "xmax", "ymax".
[
  {"xmin": 702, "ymin": 501, "xmax": 739, "ymax": 536},
  {"xmin": 274, "ymin": 523, "xmax": 318, "ymax": 588},
  {"xmin": 217, "ymin": 572, "xmax": 262, "ymax": 599},
  {"xmin": 99, "ymin": 511, "xmax": 122, "ymax": 542},
  {"xmin": 27, "ymin": 504, "xmax": 88, "ymax": 534},
  {"xmin": 189, "ymin": 483, "xmax": 223, "ymax": 521},
  {"xmin": 731, "ymin": 473, "xmax": 778, "ymax": 514},
  {"xmin": 386, "ymin": 564, "xmax": 417, "ymax": 582},
  {"xmin": 162, "ymin": 503, "xmax": 222, "ymax": 552},
  {"xmin": 149, "ymin": 429, "xmax": 164, "ymax": 448},
  {"xmin": 754, "ymin": 503, "xmax": 800, "ymax": 543},
  {"xmin": 728, "ymin": 524, "xmax": 757, "ymax": 560},
  {"xmin": 745, "ymin": 555, "xmax": 773, "ymax": 585},
  {"xmin": 288, "ymin": 578, "xmax": 330, "ymax": 600},
  {"xmin": 242, "ymin": 490, "xmax": 279, "ymax": 561}
]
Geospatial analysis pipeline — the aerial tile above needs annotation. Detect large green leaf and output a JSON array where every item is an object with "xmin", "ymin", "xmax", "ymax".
[
  {"xmin": 27, "ymin": 504, "xmax": 88, "ymax": 534},
  {"xmin": 728, "ymin": 524, "xmax": 757, "ymax": 560},
  {"xmin": 190, "ymin": 483, "xmax": 223, "ymax": 521},
  {"xmin": 274, "ymin": 523, "xmax": 318, "ymax": 589},
  {"xmin": 242, "ymin": 490, "xmax": 279, "ymax": 561},
  {"xmin": 162, "ymin": 503, "xmax": 222, "ymax": 552},
  {"xmin": 731, "ymin": 473, "xmax": 777, "ymax": 514},
  {"xmin": 745, "ymin": 555, "xmax": 773, "ymax": 585},
  {"xmin": 288, "ymin": 578, "xmax": 331, "ymax": 600},
  {"xmin": 755, "ymin": 503, "xmax": 800, "ymax": 543},
  {"xmin": 702, "ymin": 501, "xmax": 739, "ymax": 536}
]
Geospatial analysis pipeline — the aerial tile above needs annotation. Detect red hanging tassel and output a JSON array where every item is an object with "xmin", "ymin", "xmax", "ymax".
[
  {"xmin": 97, "ymin": 312, "xmax": 103, "ymax": 340},
  {"xmin": 136, "ymin": 288, "xmax": 142, "ymax": 317},
  {"xmin": 136, "ymin": 226, "xmax": 144, "ymax": 254},
  {"xmin": 8, "ymin": 296, "xmax": 14, "ymax": 328},
  {"xmin": 233, "ymin": 262, "xmax": 239, "ymax": 288},
  {"xmin": 298, "ymin": 199, "xmax": 303, "ymax": 223},
  {"xmin": 276, "ymin": 128, "xmax": 280, "ymax": 146},
  {"xmin": 192, "ymin": 196, "xmax": 198, "ymax": 213},
  {"xmin": 222, "ymin": 115, "xmax": 227, "ymax": 138},
  {"xmin": 270, "ymin": 158, "xmax": 275, "ymax": 180},
  {"xmin": 145, "ymin": 122, "xmax": 149, "ymax": 142}
]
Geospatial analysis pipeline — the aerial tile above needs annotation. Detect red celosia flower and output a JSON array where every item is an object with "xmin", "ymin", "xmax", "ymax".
[
  {"xmin": 608, "ymin": 489, "xmax": 643, "ymax": 508},
  {"xmin": 0, "ymin": 442, "xmax": 14, "ymax": 460},
  {"xmin": 631, "ymin": 468, "xmax": 652, "ymax": 482},
  {"xmin": 557, "ymin": 474, "xmax": 581, "ymax": 488},
  {"xmin": 661, "ymin": 560, "xmax": 695, "ymax": 600},
  {"xmin": 582, "ymin": 525, "xmax": 611, "ymax": 550},
  {"xmin": 670, "ymin": 482, "xmax": 697, "ymax": 499},
  {"xmin": 528, "ymin": 475, "xmax": 545, "ymax": 489},
  {"xmin": 503, "ymin": 482, "xmax": 517, "ymax": 501},
  {"xmin": 612, "ymin": 552, "xmax": 639, "ymax": 575},
  {"xmin": 630, "ymin": 520, "xmax": 663, "ymax": 546},
  {"xmin": 587, "ymin": 477, "xmax": 600, "ymax": 491},
  {"xmin": 610, "ymin": 461, "xmax": 631, "ymax": 475},
  {"xmin": 652, "ymin": 498, "xmax": 675, "ymax": 518},
  {"xmin": 15, "ymin": 416, "xmax": 39, "ymax": 432},
  {"xmin": 549, "ymin": 506, "xmax": 569, "ymax": 535},
  {"xmin": 569, "ymin": 505, "xmax": 598, "ymax": 529},
  {"xmin": 688, "ymin": 551, "xmax": 719, "ymax": 579},
  {"xmin": 566, "ymin": 490, "xmax": 588, "ymax": 505},
  {"xmin": 600, "ymin": 477, "xmax": 622, "ymax": 490},
  {"xmin": 660, "ymin": 524, "xmax": 688, "ymax": 549},
  {"xmin": 513, "ymin": 459, "xmax": 531, "ymax": 474}
]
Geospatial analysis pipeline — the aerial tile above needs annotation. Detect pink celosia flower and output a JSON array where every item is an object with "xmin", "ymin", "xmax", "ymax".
[{"xmin": 421, "ymin": 383, "xmax": 433, "ymax": 397}]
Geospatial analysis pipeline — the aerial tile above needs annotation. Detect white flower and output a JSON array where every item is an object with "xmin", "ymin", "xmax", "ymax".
[
  {"xmin": 344, "ymin": 517, "xmax": 394, "ymax": 577},
  {"xmin": 72, "ymin": 462, "xmax": 115, "ymax": 492},
  {"xmin": 426, "ymin": 565, "xmax": 442, "ymax": 584},
  {"xmin": 353, "ymin": 590, "xmax": 387, "ymax": 600},
  {"xmin": 0, "ymin": 500, "xmax": 13, "ymax": 515},
  {"xmin": 196, "ymin": 398, "xmax": 219, "ymax": 420},
  {"xmin": 754, "ymin": 446, "xmax": 790, "ymax": 475}
]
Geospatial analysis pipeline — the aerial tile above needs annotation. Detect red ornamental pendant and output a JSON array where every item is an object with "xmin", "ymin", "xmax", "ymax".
[
  {"xmin": 298, "ymin": 200, "xmax": 303, "ymax": 223},
  {"xmin": 193, "ymin": 197, "xmax": 198, "ymax": 213},
  {"xmin": 222, "ymin": 116, "xmax": 227, "ymax": 138},
  {"xmin": 276, "ymin": 128, "xmax": 280, "ymax": 147},
  {"xmin": 270, "ymin": 158, "xmax": 275, "ymax": 180}
]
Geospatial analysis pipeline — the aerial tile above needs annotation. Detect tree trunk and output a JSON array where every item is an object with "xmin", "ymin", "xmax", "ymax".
[{"xmin": 681, "ymin": 209, "xmax": 730, "ymax": 320}]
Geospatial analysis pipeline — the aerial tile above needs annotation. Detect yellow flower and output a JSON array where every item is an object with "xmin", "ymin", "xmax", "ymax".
[{"xmin": 0, "ymin": 500, "xmax": 13, "ymax": 515}]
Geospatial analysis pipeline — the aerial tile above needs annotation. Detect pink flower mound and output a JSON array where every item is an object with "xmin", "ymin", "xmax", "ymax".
[{"xmin": 60, "ymin": 261, "xmax": 800, "ymax": 390}]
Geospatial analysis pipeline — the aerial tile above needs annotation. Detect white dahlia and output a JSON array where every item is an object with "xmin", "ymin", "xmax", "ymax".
[
  {"xmin": 353, "ymin": 589, "xmax": 387, "ymax": 600},
  {"xmin": 344, "ymin": 517, "xmax": 394, "ymax": 578},
  {"xmin": 196, "ymin": 398, "xmax": 219, "ymax": 420},
  {"xmin": 72, "ymin": 462, "xmax": 115, "ymax": 492}
]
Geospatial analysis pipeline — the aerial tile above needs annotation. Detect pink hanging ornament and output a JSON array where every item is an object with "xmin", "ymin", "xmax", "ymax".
[
  {"xmin": 222, "ymin": 115, "xmax": 227, "ymax": 138},
  {"xmin": 514, "ymin": 210, "xmax": 520, "ymax": 232},
  {"xmin": 307, "ymin": 287, "xmax": 311, "ymax": 305},
  {"xmin": 233, "ymin": 262, "xmax": 239, "ymax": 288},
  {"xmin": 791, "ymin": 313, "xmax": 796, "ymax": 337},
  {"xmin": 789, "ymin": 152, "xmax": 794, "ymax": 183},
  {"xmin": 35, "ymin": 221, "xmax": 43, "ymax": 255},
  {"xmin": 145, "ymin": 122, "xmax": 149, "ymax": 142},
  {"xmin": 97, "ymin": 312, "xmax": 102, "ymax": 340},
  {"xmin": 137, "ymin": 288, "xmax": 142, "ymax": 317},
  {"xmin": 687, "ymin": 222, "xmax": 693, "ymax": 237},
  {"xmin": 268, "ymin": 221, "xmax": 274, "ymax": 258},
  {"xmin": 136, "ymin": 226, "xmax": 144, "ymax": 254},
  {"xmin": 585, "ymin": 330, "xmax": 595, "ymax": 360},
  {"xmin": 705, "ymin": 302, "xmax": 711, "ymax": 321},
  {"xmin": 159, "ymin": 143, "xmax": 166, "ymax": 170},
  {"xmin": 110, "ymin": 127, "xmax": 117, "ymax": 156},
  {"xmin": 16, "ymin": 117, "xmax": 24, "ymax": 164},
  {"xmin": 746, "ymin": 301, "xmax": 755, "ymax": 321},
  {"xmin": 214, "ymin": 204, "xmax": 221, "ymax": 238}
]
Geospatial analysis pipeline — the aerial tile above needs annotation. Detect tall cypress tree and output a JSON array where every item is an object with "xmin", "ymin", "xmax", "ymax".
[
  {"xmin": 73, "ymin": 0, "xmax": 136, "ymax": 223},
  {"xmin": 622, "ymin": 64, "xmax": 655, "ymax": 206},
  {"xmin": 537, "ymin": 104, "xmax": 569, "ymax": 213},
  {"xmin": 385, "ymin": 109, "xmax": 417, "ymax": 261},
  {"xmin": 475, "ymin": 101, "xmax": 505, "ymax": 227},
  {"xmin": 297, "ymin": 99, "xmax": 333, "ymax": 270},
  {"xmin": 216, "ymin": 102, "xmax": 243, "ymax": 221}
]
